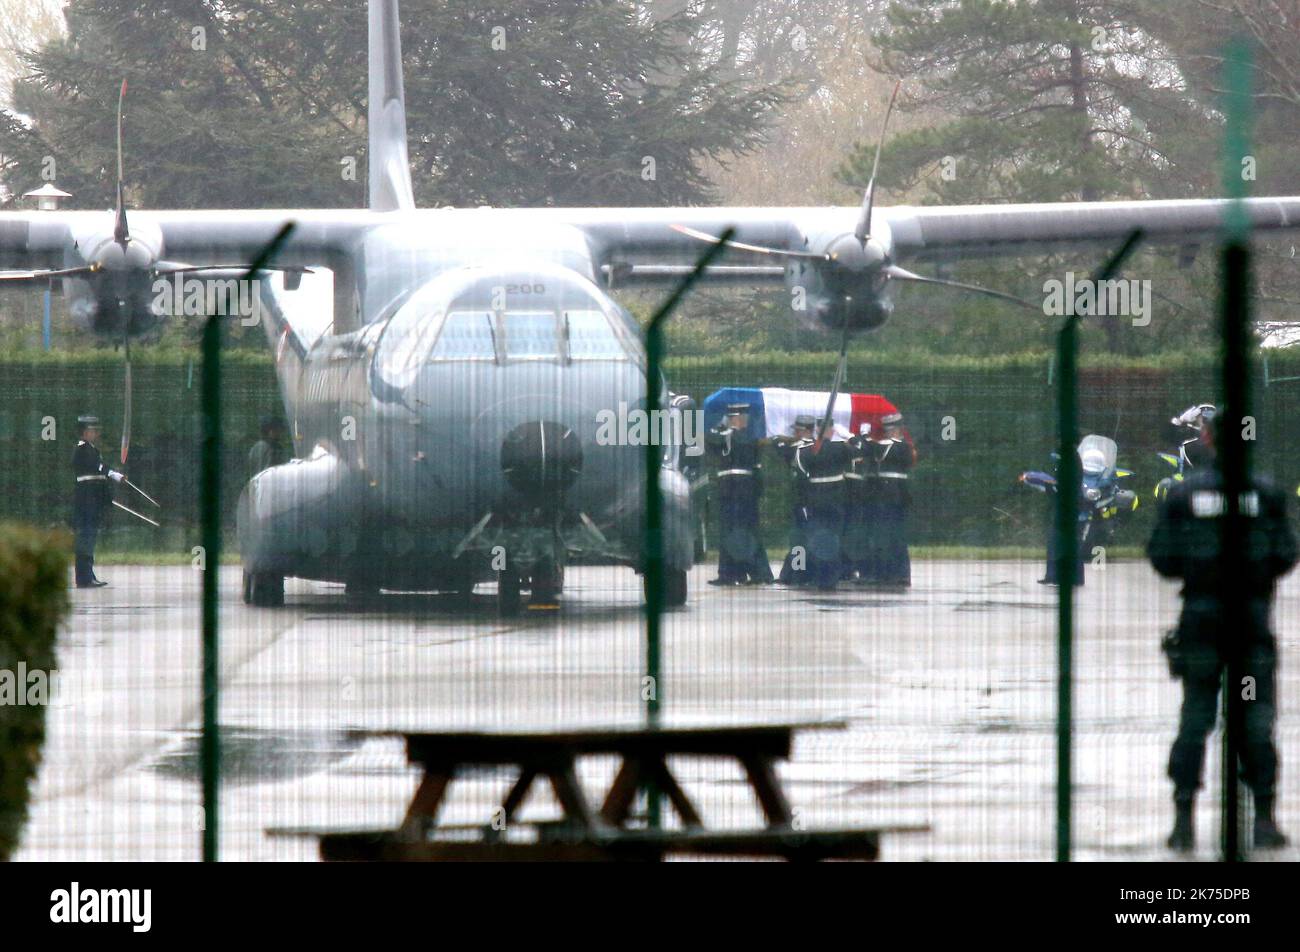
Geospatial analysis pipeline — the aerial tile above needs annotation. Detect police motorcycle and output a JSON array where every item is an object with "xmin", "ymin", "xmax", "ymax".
[
  {"xmin": 1020, "ymin": 434, "xmax": 1139, "ymax": 580},
  {"xmin": 1153, "ymin": 403, "xmax": 1216, "ymax": 504}
]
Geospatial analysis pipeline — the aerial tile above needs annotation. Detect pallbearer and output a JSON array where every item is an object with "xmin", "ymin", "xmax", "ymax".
[
  {"xmin": 775, "ymin": 415, "xmax": 850, "ymax": 591},
  {"xmin": 706, "ymin": 403, "xmax": 773, "ymax": 586},
  {"xmin": 71, "ymin": 414, "xmax": 125, "ymax": 588},
  {"xmin": 842, "ymin": 422, "xmax": 877, "ymax": 582},
  {"xmin": 866, "ymin": 412, "xmax": 915, "ymax": 588}
]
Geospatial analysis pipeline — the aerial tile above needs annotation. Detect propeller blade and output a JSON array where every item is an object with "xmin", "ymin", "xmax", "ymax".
[
  {"xmin": 669, "ymin": 224, "xmax": 827, "ymax": 261},
  {"xmin": 883, "ymin": 264, "xmax": 1038, "ymax": 310},
  {"xmin": 855, "ymin": 81, "xmax": 902, "ymax": 243},
  {"xmin": 153, "ymin": 263, "xmax": 313, "ymax": 277},
  {"xmin": 0, "ymin": 264, "xmax": 102, "ymax": 283},
  {"xmin": 121, "ymin": 336, "xmax": 132, "ymax": 466},
  {"xmin": 114, "ymin": 78, "xmax": 129, "ymax": 246},
  {"xmin": 240, "ymin": 221, "xmax": 298, "ymax": 279},
  {"xmin": 814, "ymin": 312, "xmax": 853, "ymax": 451}
]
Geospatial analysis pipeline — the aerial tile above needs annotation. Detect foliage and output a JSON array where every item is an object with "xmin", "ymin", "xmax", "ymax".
[
  {"xmin": 0, "ymin": 522, "xmax": 70, "ymax": 860},
  {"xmin": 0, "ymin": 0, "xmax": 789, "ymax": 210}
]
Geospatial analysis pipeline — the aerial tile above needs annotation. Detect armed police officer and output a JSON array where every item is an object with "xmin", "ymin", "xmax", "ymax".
[
  {"xmin": 71, "ymin": 415, "xmax": 125, "ymax": 588},
  {"xmin": 706, "ymin": 403, "xmax": 773, "ymax": 586},
  {"xmin": 774, "ymin": 415, "xmax": 850, "ymax": 591},
  {"xmin": 1147, "ymin": 408, "xmax": 1296, "ymax": 851}
]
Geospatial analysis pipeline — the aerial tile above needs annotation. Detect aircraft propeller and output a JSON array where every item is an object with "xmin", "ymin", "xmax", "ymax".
[{"xmin": 673, "ymin": 82, "xmax": 1036, "ymax": 448}]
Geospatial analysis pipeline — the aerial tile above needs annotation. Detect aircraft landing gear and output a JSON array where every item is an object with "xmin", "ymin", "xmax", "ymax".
[
  {"xmin": 528, "ymin": 558, "xmax": 564, "ymax": 604},
  {"xmin": 496, "ymin": 567, "xmax": 522, "ymax": 617},
  {"xmin": 244, "ymin": 571, "xmax": 285, "ymax": 607},
  {"xmin": 644, "ymin": 568, "xmax": 688, "ymax": 608}
]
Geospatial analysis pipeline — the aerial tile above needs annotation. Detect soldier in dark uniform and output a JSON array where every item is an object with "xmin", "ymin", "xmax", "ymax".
[
  {"xmin": 775, "ymin": 416, "xmax": 815, "ymax": 586},
  {"xmin": 866, "ymin": 412, "xmax": 915, "ymax": 587},
  {"xmin": 1147, "ymin": 409, "xmax": 1296, "ymax": 851},
  {"xmin": 775, "ymin": 416, "xmax": 851, "ymax": 591},
  {"xmin": 706, "ymin": 403, "xmax": 773, "ymax": 586},
  {"xmin": 71, "ymin": 415, "xmax": 125, "ymax": 588},
  {"xmin": 842, "ymin": 423, "xmax": 877, "ymax": 582}
]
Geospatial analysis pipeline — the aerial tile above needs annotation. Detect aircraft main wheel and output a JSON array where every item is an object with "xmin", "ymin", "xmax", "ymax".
[
  {"xmin": 529, "ymin": 559, "xmax": 564, "ymax": 603},
  {"xmin": 246, "ymin": 572, "xmax": 285, "ymax": 607},
  {"xmin": 497, "ymin": 569, "xmax": 522, "ymax": 617},
  {"xmin": 644, "ymin": 569, "xmax": 689, "ymax": 608}
]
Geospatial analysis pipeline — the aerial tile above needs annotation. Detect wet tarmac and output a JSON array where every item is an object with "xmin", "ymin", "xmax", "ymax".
[{"xmin": 16, "ymin": 560, "xmax": 1300, "ymax": 861}]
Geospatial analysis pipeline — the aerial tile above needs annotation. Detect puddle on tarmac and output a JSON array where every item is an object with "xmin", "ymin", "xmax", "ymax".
[
  {"xmin": 149, "ymin": 727, "xmax": 366, "ymax": 786},
  {"xmin": 954, "ymin": 599, "xmax": 1055, "ymax": 612}
]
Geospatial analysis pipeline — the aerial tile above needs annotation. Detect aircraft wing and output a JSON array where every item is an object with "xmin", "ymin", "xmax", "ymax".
[
  {"xmin": 0, "ymin": 209, "xmax": 374, "ymax": 273},
  {"xmin": 3, "ymin": 195, "xmax": 1298, "ymax": 286},
  {"xmin": 556, "ymin": 196, "xmax": 1300, "ymax": 283}
]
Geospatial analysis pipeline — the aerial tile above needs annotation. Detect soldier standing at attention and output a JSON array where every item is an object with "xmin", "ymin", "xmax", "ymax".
[
  {"xmin": 1148, "ymin": 408, "xmax": 1296, "ymax": 851},
  {"xmin": 71, "ymin": 415, "xmax": 124, "ymax": 588},
  {"xmin": 706, "ymin": 403, "xmax": 773, "ymax": 586}
]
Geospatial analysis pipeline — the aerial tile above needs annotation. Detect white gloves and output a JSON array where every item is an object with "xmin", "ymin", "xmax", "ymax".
[{"xmin": 109, "ymin": 470, "xmax": 125, "ymax": 483}]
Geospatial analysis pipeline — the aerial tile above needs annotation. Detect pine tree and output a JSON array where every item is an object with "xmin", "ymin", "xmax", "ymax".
[{"xmin": 0, "ymin": 0, "xmax": 788, "ymax": 211}]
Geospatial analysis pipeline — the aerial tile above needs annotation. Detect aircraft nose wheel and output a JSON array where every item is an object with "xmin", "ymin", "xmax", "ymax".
[{"xmin": 496, "ymin": 567, "xmax": 522, "ymax": 617}]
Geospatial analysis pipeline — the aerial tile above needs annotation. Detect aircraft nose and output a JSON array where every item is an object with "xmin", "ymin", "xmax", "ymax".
[{"xmin": 500, "ymin": 420, "xmax": 583, "ymax": 501}]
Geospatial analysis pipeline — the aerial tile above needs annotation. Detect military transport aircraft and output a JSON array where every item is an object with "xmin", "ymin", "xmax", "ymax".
[{"xmin": 2, "ymin": 0, "xmax": 1299, "ymax": 612}]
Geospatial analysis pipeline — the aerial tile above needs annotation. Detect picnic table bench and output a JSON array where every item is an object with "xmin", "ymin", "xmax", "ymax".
[{"xmin": 276, "ymin": 723, "xmax": 928, "ymax": 861}]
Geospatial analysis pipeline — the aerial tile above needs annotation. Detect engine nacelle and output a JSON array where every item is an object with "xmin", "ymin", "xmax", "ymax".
[
  {"xmin": 63, "ymin": 219, "xmax": 166, "ymax": 339},
  {"xmin": 783, "ymin": 225, "xmax": 895, "ymax": 332}
]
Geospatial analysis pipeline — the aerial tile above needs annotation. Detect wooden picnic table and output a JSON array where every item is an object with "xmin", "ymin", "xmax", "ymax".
[{"xmin": 295, "ymin": 722, "xmax": 928, "ymax": 861}]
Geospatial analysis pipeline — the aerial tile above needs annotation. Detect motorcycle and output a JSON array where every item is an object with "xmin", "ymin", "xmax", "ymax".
[
  {"xmin": 1019, "ymin": 434, "xmax": 1138, "ymax": 580},
  {"xmin": 1153, "ymin": 403, "xmax": 1215, "ymax": 503}
]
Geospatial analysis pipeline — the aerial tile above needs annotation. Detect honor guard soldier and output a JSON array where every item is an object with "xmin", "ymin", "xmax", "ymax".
[
  {"xmin": 775, "ymin": 415, "xmax": 815, "ymax": 585},
  {"xmin": 842, "ymin": 423, "xmax": 877, "ymax": 582},
  {"xmin": 1147, "ymin": 408, "xmax": 1296, "ymax": 851},
  {"xmin": 865, "ymin": 412, "xmax": 915, "ymax": 587},
  {"xmin": 774, "ymin": 415, "xmax": 850, "ymax": 591},
  {"xmin": 71, "ymin": 415, "xmax": 125, "ymax": 588},
  {"xmin": 706, "ymin": 403, "xmax": 774, "ymax": 586}
]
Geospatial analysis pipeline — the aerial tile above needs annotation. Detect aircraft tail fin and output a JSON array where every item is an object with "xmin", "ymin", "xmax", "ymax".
[{"xmin": 368, "ymin": 0, "xmax": 416, "ymax": 212}]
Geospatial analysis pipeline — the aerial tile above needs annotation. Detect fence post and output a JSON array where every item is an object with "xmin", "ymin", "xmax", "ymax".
[
  {"xmin": 1054, "ymin": 311, "xmax": 1078, "ymax": 863},
  {"xmin": 642, "ymin": 229, "xmax": 733, "ymax": 828},
  {"xmin": 1218, "ymin": 38, "xmax": 1255, "ymax": 863},
  {"xmin": 199, "ymin": 312, "xmax": 222, "ymax": 862}
]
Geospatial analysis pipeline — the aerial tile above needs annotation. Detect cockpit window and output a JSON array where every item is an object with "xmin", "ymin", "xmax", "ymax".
[
  {"xmin": 564, "ymin": 310, "xmax": 627, "ymax": 360},
  {"xmin": 429, "ymin": 310, "xmax": 496, "ymax": 360},
  {"xmin": 501, "ymin": 310, "xmax": 561, "ymax": 359}
]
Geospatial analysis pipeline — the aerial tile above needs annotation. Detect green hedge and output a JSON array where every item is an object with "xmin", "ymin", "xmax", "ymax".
[
  {"xmin": 2, "ymin": 349, "xmax": 1298, "ymax": 554},
  {"xmin": 0, "ymin": 523, "xmax": 71, "ymax": 860}
]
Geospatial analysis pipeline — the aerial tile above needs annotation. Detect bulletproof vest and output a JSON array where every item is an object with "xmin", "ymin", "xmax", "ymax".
[{"xmin": 1148, "ymin": 468, "xmax": 1298, "ymax": 602}]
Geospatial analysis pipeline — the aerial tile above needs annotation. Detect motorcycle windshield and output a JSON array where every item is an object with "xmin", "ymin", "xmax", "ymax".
[{"xmin": 1077, "ymin": 434, "xmax": 1117, "ymax": 477}]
